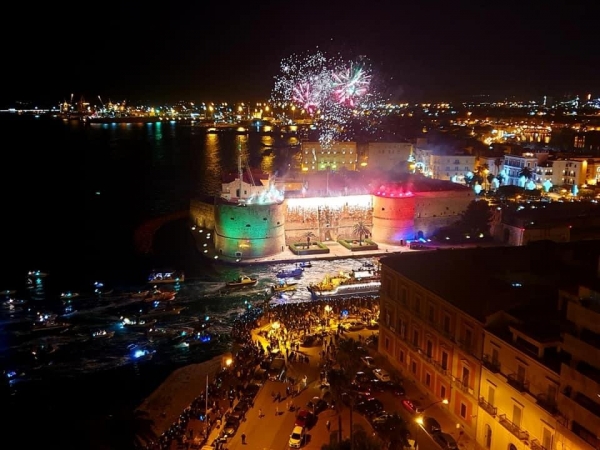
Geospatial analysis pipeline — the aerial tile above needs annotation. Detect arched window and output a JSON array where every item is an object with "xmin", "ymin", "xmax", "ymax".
[
  {"xmin": 484, "ymin": 424, "xmax": 492, "ymax": 449},
  {"xmin": 508, "ymin": 443, "xmax": 517, "ymax": 450}
]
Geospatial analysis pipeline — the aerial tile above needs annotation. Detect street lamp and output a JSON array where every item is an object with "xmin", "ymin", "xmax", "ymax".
[{"xmin": 414, "ymin": 398, "xmax": 449, "ymax": 448}]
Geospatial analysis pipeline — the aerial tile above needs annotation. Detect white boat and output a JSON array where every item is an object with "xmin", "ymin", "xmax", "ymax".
[
  {"xmin": 91, "ymin": 329, "xmax": 115, "ymax": 339},
  {"xmin": 60, "ymin": 291, "xmax": 80, "ymax": 300},
  {"xmin": 226, "ymin": 275, "xmax": 258, "ymax": 288},
  {"xmin": 28, "ymin": 270, "xmax": 48, "ymax": 279},
  {"xmin": 148, "ymin": 270, "xmax": 185, "ymax": 284}
]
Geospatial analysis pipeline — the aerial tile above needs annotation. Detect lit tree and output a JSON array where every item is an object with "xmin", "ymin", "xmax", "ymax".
[{"xmin": 352, "ymin": 221, "xmax": 370, "ymax": 246}]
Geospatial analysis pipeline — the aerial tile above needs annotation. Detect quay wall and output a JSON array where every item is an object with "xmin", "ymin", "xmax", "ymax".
[{"xmin": 190, "ymin": 197, "xmax": 216, "ymax": 230}]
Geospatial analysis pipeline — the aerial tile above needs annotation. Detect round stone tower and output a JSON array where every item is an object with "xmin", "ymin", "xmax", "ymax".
[{"xmin": 371, "ymin": 194, "xmax": 416, "ymax": 244}]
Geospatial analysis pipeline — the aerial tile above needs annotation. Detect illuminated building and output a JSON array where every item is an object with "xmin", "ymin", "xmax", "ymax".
[
  {"xmin": 430, "ymin": 154, "xmax": 477, "ymax": 182},
  {"xmin": 378, "ymin": 242, "xmax": 600, "ymax": 450},
  {"xmin": 365, "ymin": 142, "xmax": 414, "ymax": 172},
  {"xmin": 300, "ymin": 141, "xmax": 358, "ymax": 172}
]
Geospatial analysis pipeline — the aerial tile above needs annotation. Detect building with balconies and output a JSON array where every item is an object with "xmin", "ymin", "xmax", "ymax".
[
  {"xmin": 430, "ymin": 153, "xmax": 476, "ymax": 181},
  {"xmin": 379, "ymin": 241, "xmax": 600, "ymax": 450},
  {"xmin": 558, "ymin": 284, "xmax": 600, "ymax": 449},
  {"xmin": 478, "ymin": 308, "xmax": 573, "ymax": 450},
  {"xmin": 300, "ymin": 141, "xmax": 358, "ymax": 172},
  {"xmin": 366, "ymin": 142, "xmax": 413, "ymax": 172}
]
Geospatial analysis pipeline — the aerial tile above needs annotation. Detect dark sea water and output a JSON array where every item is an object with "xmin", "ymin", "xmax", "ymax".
[{"xmin": 0, "ymin": 115, "xmax": 308, "ymax": 448}]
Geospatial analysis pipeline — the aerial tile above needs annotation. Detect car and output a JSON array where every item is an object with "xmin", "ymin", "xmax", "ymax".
[
  {"xmin": 295, "ymin": 409, "xmax": 314, "ymax": 428},
  {"xmin": 355, "ymin": 397, "xmax": 384, "ymax": 417},
  {"xmin": 420, "ymin": 416, "xmax": 442, "ymax": 434},
  {"xmin": 230, "ymin": 400, "xmax": 248, "ymax": 420},
  {"xmin": 361, "ymin": 356, "xmax": 375, "ymax": 367},
  {"xmin": 307, "ymin": 397, "xmax": 328, "ymax": 414},
  {"xmin": 401, "ymin": 399, "xmax": 423, "ymax": 415},
  {"xmin": 373, "ymin": 368, "xmax": 391, "ymax": 382},
  {"xmin": 222, "ymin": 417, "xmax": 239, "ymax": 438},
  {"xmin": 242, "ymin": 384, "xmax": 260, "ymax": 402},
  {"xmin": 289, "ymin": 425, "xmax": 305, "ymax": 448},
  {"xmin": 355, "ymin": 371, "xmax": 371, "ymax": 383},
  {"xmin": 433, "ymin": 432, "xmax": 458, "ymax": 450},
  {"xmin": 381, "ymin": 380, "xmax": 405, "ymax": 396}
]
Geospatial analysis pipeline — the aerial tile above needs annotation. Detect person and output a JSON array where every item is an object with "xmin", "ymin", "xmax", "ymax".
[
  {"xmin": 326, "ymin": 420, "xmax": 330, "ymax": 431},
  {"xmin": 258, "ymin": 408, "xmax": 263, "ymax": 418},
  {"xmin": 241, "ymin": 433, "xmax": 246, "ymax": 445}
]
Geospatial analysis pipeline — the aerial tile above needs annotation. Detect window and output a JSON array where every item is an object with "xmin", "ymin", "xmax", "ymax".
[
  {"xmin": 411, "ymin": 360, "xmax": 417, "ymax": 374},
  {"xmin": 460, "ymin": 403, "xmax": 467, "ymax": 419},
  {"xmin": 412, "ymin": 330, "xmax": 419, "ymax": 347},
  {"xmin": 441, "ymin": 351, "xmax": 449, "ymax": 370},
  {"xmin": 462, "ymin": 367, "xmax": 470, "ymax": 388},
  {"xmin": 487, "ymin": 386, "xmax": 495, "ymax": 406},
  {"xmin": 517, "ymin": 364, "xmax": 526, "ymax": 383},
  {"xmin": 385, "ymin": 337, "xmax": 390, "ymax": 351},
  {"xmin": 542, "ymin": 428, "xmax": 553, "ymax": 450},
  {"xmin": 428, "ymin": 305, "xmax": 435, "ymax": 322},
  {"xmin": 401, "ymin": 287, "xmax": 408, "ymax": 304},
  {"xmin": 398, "ymin": 350, "xmax": 405, "ymax": 363},
  {"xmin": 400, "ymin": 320, "xmax": 406, "ymax": 339},
  {"xmin": 512, "ymin": 404, "xmax": 522, "ymax": 428},
  {"xmin": 426, "ymin": 340, "xmax": 433, "ymax": 358},
  {"xmin": 464, "ymin": 328, "xmax": 473, "ymax": 347},
  {"xmin": 491, "ymin": 348, "xmax": 499, "ymax": 365},
  {"xmin": 443, "ymin": 314, "xmax": 451, "ymax": 334},
  {"xmin": 440, "ymin": 385, "xmax": 446, "ymax": 400},
  {"xmin": 414, "ymin": 295, "xmax": 421, "ymax": 314},
  {"xmin": 425, "ymin": 372, "xmax": 432, "ymax": 387}
]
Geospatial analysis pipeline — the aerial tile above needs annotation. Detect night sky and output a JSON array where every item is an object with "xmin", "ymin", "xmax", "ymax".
[{"xmin": 5, "ymin": 0, "xmax": 600, "ymax": 107}]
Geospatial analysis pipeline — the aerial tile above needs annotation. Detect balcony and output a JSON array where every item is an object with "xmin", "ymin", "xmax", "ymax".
[
  {"xmin": 530, "ymin": 439, "xmax": 547, "ymax": 450},
  {"xmin": 432, "ymin": 360, "xmax": 449, "ymax": 376},
  {"xmin": 452, "ymin": 377, "xmax": 474, "ymax": 396},
  {"xmin": 499, "ymin": 414, "xmax": 530, "ymax": 441},
  {"xmin": 507, "ymin": 373, "xmax": 530, "ymax": 393},
  {"xmin": 482, "ymin": 354, "xmax": 501, "ymax": 373},
  {"xmin": 478, "ymin": 397, "xmax": 497, "ymax": 417},
  {"xmin": 536, "ymin": 393, "xmax": 558, "ymax": 415},
  {"xmin": 458, "ymin": 339, "xmax": 477, "ymax": 356}
]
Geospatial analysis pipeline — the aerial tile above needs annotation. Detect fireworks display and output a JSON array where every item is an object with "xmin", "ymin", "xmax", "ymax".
[{"xmin": 271, "ymin": 50, "xmax": 384, "ymax": 147}]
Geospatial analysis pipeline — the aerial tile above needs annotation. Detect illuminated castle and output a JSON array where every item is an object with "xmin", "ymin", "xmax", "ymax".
[{"xmin": 190, "ymin": 172, "xmax": 474, "ymax": 261}]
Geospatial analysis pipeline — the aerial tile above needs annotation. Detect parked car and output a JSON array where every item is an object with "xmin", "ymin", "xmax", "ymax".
[
  {"xmin": 355, "ymin": 397, "xmax": 384, "ymax": 417},
  {"xmin": 307, "ymin": 397, "xmax": 328, "ymax": 414},
  {"xmin": 361, "ymin": 356, "xmax": 375, "ymax": 367},
  {"xmin": 380, "ymin": 380, "xmax": 405, "ymax": 396},
  {"xmin": 295, "ymin": 409, "xmax": 314, "ymax": 428},
  {"xmin": 289, "ymin": 426, "xmax": 305, "ymax": 448},
  {"xmin": 222, "ymin": 417, "xmax": 240, "ymax": 438},
  {"xmin": 420, "ymin": 416, "xmax": 442, "ymax": 434},
  {"xmin": 433, "ymin": 432, "xmax": 458, "ymax": 450},
  {"xmin": 373, "ymin": 368, "xmax": 391, "ymax": 382},
  {"xmin": 401, "ymin": 399, "xmax": 423, "ymax": 415},
  {"xmin": 230, "ymin": 400, "xmax": 249, "ymax": 420}
]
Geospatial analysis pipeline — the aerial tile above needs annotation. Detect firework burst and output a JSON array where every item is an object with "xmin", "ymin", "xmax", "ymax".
[{"xmin": 271, "ymin": 49, "xmax": 385, "ymax": 147}]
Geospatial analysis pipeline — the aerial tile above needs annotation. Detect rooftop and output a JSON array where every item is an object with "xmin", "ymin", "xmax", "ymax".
[{"xmin": 380, "ymin": 241, "xmax": 600, "ymax": 322}]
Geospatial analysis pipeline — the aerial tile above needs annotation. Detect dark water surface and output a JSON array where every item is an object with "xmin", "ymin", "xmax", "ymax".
[{"xmin": 0, "ymin": 115, "xmax": 307, "ymax": 447}]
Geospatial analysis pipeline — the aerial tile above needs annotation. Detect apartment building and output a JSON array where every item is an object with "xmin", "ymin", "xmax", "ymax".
[
  {"xmin": 379, "ymin": 242, "xmax": 600, "ymax": 450},
  {"xmin": 366, "ymin": 142, "xmax": 414, "ymax": 172},
  {"xmin": 478, "ymin": 310, "xmax": 571, "ymax": 450},
  {"xmin": 300, "ymin": 141, "xmax": 358, "ymax": 172},
  {"xmin": 430, "ymin": 154, "xmax": 477, "ymax": 181}
]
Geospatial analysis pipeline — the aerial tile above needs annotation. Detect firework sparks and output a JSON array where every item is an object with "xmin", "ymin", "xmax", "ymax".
[{"xmin": 271, "ymin": 49, "xmax": 384, "ymax": 147}]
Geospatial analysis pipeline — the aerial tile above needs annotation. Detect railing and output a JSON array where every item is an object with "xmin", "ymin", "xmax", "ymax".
[
  {"xmin": 458, "ymin": 338, "xmax": 475, "ymax": 354},
  {"xmin": 530, "ymin": 439, "xmax": 547, "ymax": 450},
  {"xmin": 452, "ymin": 377, "xmax": 474, "ymax": 395},
  {"xmin": 536, "ymin": 393, "xmax": 558, "ymax": 415},
  {"xmin": 432, "ymin": 360, "xmax": 448, "ymax": 376},
  {"xmin": 478, "ymin": 397, "xmax": 497, "ymax": 416},
  {"xmin": 499, "ymin": 414, "xmax": 530, "ymax": 441},
  {"xmin": 482, "ymin": 354, "xmax": 501, "ymax": 373},
  {"xmin": 507, "ymin": 373, "xmax": 530, "ymax": 393}
]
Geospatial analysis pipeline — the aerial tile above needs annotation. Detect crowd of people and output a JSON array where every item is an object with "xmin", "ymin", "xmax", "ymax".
[{"xmin": 143, "ymin": 295, "xmax": 379, "ymax": 450}]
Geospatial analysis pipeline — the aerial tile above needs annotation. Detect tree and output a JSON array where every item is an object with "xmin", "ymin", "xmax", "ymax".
[
  {"xmin": 352, "ymin": 221, "xmax": 370, "ymax": 246},
  {"xmin": 459, "ymin": 200, "xmax": 492, "ymax": 235},
  {"xmin": 519, "ymin": 166, "xmax": 533, "ymax": 180},
  {"xmin": 302, "ymin": 231, "xmax": 317, "ymax": 249}
]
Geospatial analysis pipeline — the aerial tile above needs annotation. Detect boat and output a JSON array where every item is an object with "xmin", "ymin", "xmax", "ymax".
[
  {"xmin": 147, "ymin": 270, "xmax": 185, "ymax": 284},
  {"xmin": 299, "ymin": 261, "xmax": 312, "ymax": 268},
  {"xmin": 225, "ymin": 275, "xmax": 258, "ymax": 288},
  {"xmin": 275, "ymin": 267, "xmax": 304, "ymax": 278},
  {"xmin": 270, "ymin": 280, "xmax": 298, "ymax": 293},
  {"xmin": 142, "ymin": 289, "xmax": 176, "ymax": 302},
  {"xmin": 139, "ymin": 305, "xmax": 186, "ymax": 319},
  {"xmin": 2, "ymin": 298, "xmax": 27, "ymax": 308},
  {"xmin": 60, "ymin": 291, "xmax": 80, "ymax": 300},
  {"xmin": 31, "ymin": 317, "xmax": 70, "ymax": 333},
  {"xmin": 1, "ymin": 289, "xmax": 16, "ymax": 296},
  {"xmin": 91, "ymin": 329, "xmax": 115, "ymax": 340},
  {"xmin": 307, "ymin": 272, "xmax": 381, "ymax": 300},
  {"xmin": 121, "ymin": 317, "xmax": 158, "ymax": 329},
  {"xmin": 27, "ymin": 270, "xmax": 48, "ymax": 279}
]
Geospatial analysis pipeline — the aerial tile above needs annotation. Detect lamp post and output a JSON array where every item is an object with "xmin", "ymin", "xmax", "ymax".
[{"xmin": 414, "ymin": 399, "xmax": 448, "ymax": 449}]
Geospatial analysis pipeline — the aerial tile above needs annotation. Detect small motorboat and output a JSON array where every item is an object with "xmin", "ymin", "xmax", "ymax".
[
  {"xmin": 148, "ymin": 270, "xmax": 185, "ymax": 284},
  {"xmin": 270, "ymin": 281, "xmax": 298, "ymax": 293},
  {"xmin": 28, "ymin": 270, "xmax": 48, "ymax": 279},
  {"xmin": 226, "ymin": 275, "xmax": 258, "ymax": 288},
  {"xmin": 299, "ymin": 261, "xmax": 312, "ymax": 268},
  {"xmin": 276, "ymin": 267, "xmax": 304, "ymax": 278},
  {"xmin": 91, "ymin": 329, "xmax": 115, "ymax": 340},
  {"xmin": 60, "ymin": 291, "xmax": 80, "ymax": 300}
]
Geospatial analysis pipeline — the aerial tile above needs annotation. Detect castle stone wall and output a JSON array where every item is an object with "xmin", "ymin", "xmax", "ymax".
[{"xmin": 372, "ymin": 196, "xmax": 415, "ymax": 244}]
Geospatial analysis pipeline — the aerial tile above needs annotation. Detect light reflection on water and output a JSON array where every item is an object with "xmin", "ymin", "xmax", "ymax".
[{"xmin": 0, "ymin": 257, "xmax": 376, "ymax": 381}]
